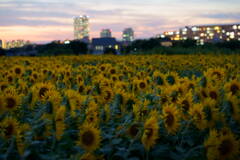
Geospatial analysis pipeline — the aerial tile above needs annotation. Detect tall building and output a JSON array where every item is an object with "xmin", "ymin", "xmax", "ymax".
[
  {"xmin": 122, "ymin": 28, "xmax": 134, "ymax": 42},
  {"xmin": 73, "ymin": 15, "xmax": 89, "ymax": 40},
  {"xmin": 100, "ymin": 29, "xmax": 112, "ymax": 38},
  {"xmin": 159, "ymin": 24, "xmax": 240, "ymax": 45},
  {"xmin": 4, "ymin": 40, "xmax": 30, "ymax": 49},
  {"xmin": 0, "ymin": 40, "xmax": 3, "ymax": 48}
]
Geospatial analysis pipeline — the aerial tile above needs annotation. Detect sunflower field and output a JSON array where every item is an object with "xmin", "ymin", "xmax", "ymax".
[{"xmin": 0, "ymin": 54, "xmax": 240, "ymax": 160}]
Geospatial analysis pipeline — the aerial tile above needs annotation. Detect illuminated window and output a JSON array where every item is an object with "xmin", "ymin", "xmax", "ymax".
[
  {"xmin": 194, "ymin": 36, "xmax": 199, "ymax": 40},
  {"xmin": 200, "ymin": 33, "xmax": 205, "ymax": 37},
  {"xmin": 238, "ymin": 25, "xmax": 240, "ymax": 30},
  {"xmin": 222, "ymin": 30, "xmax": 225, "ymax": 33},
  {"xmin": 192, "ymin": 27, "xmax": 198, "ymax": 32},
  {"xmin": 115, "ymin": 45, "xmax": 119, "ymax": 50},
  {"xmin": 160, "ymin": 35, "xmax": 165, "ymax": 38},
  {"xmin": 226, "ymin": 32, "xmax": 230, "ymax": 36},
  {"xmin": 233, "ymin": 25, "xmax": 237, "ymax": 30},
  {"xmin": 182, "ymin": 31, "xmax": 186, "ymax": 35},
  {"xmin": 209, "ymin": 33, "xmax": 214, "ymax": 37}
]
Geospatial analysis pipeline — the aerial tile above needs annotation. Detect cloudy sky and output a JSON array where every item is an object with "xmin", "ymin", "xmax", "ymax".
[{"xmin": 0, "ymin": 0, "xmax": 240, "ymax": 43}]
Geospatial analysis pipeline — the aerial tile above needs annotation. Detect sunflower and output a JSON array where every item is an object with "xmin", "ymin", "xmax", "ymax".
[
  {"xmin": 31, "ymin": 82, "xmax": 55, "ymax": 104},
  {"xmin": 12, "ymin": 65, "xmax": 25, "ymax": 77},
  {"xmin": 127, "ymin": 123, "xmax": 140, "ymax": 139},
  {"xmin": 153, "ymin": 71, "xmax": 165, "ymax": 86},
  {"xmin": 189, "ymin": 103, "xmax": 207, "ymax": 130},
  {"xmin": 99, "ymin": 87, "xmax": 114, "ymax": 104},
  {"xmin": 162, "ymin": 104, "xmax": 180, "ymax": 134},
  {"xmin": 206, "ymin": 86, "xmax": 220, "ymax": 102},
  {"xmin": 138, "ymin": 79, "xmax": 148, "ymax": 92},
  {"xmin": 224, "ymin": 79, "xmax": 240, "ymax": 96},
  {"xmin": 77, "ymin": 124, "xmax": 101, "ymax": 152},
  {"xmin": 177, "ymin": 92, "xmax": 193, "ymax": 118},
  {"xmin": 226, "ymin": 94, "xmax": 240, "ymax": 122},
  {"xmin": 217, "ymin": 132, "xmax": 240, "ymax": 160},
  {"xmin": 165, "ymin": 72, "xmax": 179, "ymax": 86},
  {"xmin": 141, "ymin": 116, "xmax": 159, "ymax": 151},
  {"xmin": 204, "ymin": 129, "xmax": 239, "ymax": 160},
  {"xmin": 3, "ymin": 92, "xmax": 21, "ymax": 112},
  {"xmin": 44, "ymin": 89, "xmax": 62, "ymax": 113},
  {"xmin": 204, "ymin": 67, "xmax": 226, "ymax": 84},
  {"xmin": 0, "ymin": 117, "xmax": 19, "ymax": 139},
  {"xmin": 202, "ymin": 98, "xmax": 220, "ymax": 128}
]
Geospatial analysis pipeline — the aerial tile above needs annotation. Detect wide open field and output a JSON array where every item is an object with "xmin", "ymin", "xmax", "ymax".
[{"xmin": 0, "ymin": 55, "xmax": 240, "ymax": 160}]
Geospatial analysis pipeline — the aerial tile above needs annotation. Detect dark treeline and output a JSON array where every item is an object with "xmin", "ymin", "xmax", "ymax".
[
  {"xmin": 1, "ymin": 38, "xmax": 240, "ymax": 56},
  {"xmin": 122, "ymin": 38, "xmax": 240, "ymax": 55},
  {"xmin": 2, "ymin": 40, "xmax": 88, "ymax": 56}
]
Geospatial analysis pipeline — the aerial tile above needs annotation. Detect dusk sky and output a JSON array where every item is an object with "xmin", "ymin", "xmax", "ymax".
[{"xmin": 0, "ymin": 0, "xmax": 240, "ymax": 43}]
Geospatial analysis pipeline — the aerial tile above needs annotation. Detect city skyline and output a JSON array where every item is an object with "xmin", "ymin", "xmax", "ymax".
[{"xmin": 0, "ymin": 0, "xmax": 240, "ymax": 43}]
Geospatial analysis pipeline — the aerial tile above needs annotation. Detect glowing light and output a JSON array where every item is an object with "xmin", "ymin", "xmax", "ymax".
[
  {"xmin": 233, "ymin": 25, "xmax": 237, "ymax": 30},
  {"xmin": 192, "ymin": 27, "xmax": 198, "ymax": 32}
]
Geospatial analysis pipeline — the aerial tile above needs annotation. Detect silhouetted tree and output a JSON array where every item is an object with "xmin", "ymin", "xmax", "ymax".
[
  {"xmin": 70, "ymin": 40, "xmax": 88, "ymax": 55},
  {"xmin": 0, "ymin": 48, "xmax": 6, "ymax": 56},
  {"xmin": 104, "ymin": 48, "xmax": 117, "ymax": 55}
]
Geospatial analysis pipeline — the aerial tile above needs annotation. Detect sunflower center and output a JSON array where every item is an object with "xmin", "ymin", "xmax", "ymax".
[
  {"xmin": 196, "ymin": 112, "xmax": 202, "ymax": 121},
  {"xmin": 110, "ymin": 69, "xmax": 116, "ymax": 74},
  {"xmin": 166, "ymin": 112, "xmax": 174, "ymax": 127},
  {"xmin": 79, "ymin": 86, "xmax": 84, "ymax": 93},
  {"xmin": 5, "ymin": 124, "xmax": 14, "ymax": 137},
  {"xmin": 129, "ymin": 124, "xmax": 139, "ymax": 137},
  {"xmin": 218, "ymin": 139, "xmax": 233, "ymax": 156},
  {"xmin": 139, "ymin": 82, "xmax": 146, "ymax": 89},
  {"xmin": 6, "ymin": 97, "xmax": 16, "ymax": 109},
  {"xmin": 209, "ymin": 91, "xmax": 218, "ymax": 100},
  {"xmin": 81, "ymin": 130, "xmax": 95, "ymax": 146},
  {"xmin": 15, "ymin": 68, "xmax": 21, "ymax": 74},
  {"xmin": 104, "ymin": 91, "xmax": 111, "ymax": 101},
  {"xmin": 39, "ymin": 87, "xmax": 49, "ymax": 97},
  {"xmin": 100, "ymin": 66, "xmax": 105, "ymax": 71},
  {"xmin": 182, "ymin": 100, "xmax": 190, "ymax": 112},
  {"xmin": 230, "ymin": 84, "xmax": 239, "ymax": 95}
]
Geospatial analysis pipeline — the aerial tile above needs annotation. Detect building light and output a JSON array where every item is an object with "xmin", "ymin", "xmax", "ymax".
[
  {"xmin": 238, "ymin": 25, "xmax": 240, "ymax": 30},
  {"xmin": 194, "ymin": 36, "xmax": 199, "ymax": 40},
  {"xmin": 192, "ymin": 27, "xmax": 198, "ymax": 32},
  {"xmin": 238, "ymin": 32, "xmax": 240, "ymax": 36},
  {"xmin": 226, "ymin": 32, "xmax": 230, "ymax": 36},
  {"xmin": 222, "ymin": 30, "xmax": 225, "ymax": 33},
  {"xmin": 183, "ymin": 37, "xmax": 187, "ymax": 40},
  {"xmin": 214, "ymin": 26, "xmax": 220, "ymax": 30},
  {"xmin": 200, "ymin": 39, "xmax": 204, "ymax": 45},
  {"xmin": 109, "ymin": 45, "xmax": 112, "ymax": 48},
  {"xmin": 209, "ymin": 33, "xmax": 214, "ymax": 37},
  {"xmin": 115, "ymin": 45, "xmax": 119, "ymax": 50},
  {"xmin": 207, "ymin": 27, "xmax": 211, "ymax": 31},
  {"xmin": 182, "ymin": 28, "xmax": 188, "ymax": 32},
  {"xmin": 238, "ymin": 38, "xmax": 240, "ymax": 41},
  {"xmin": 160, "ymin": 35, "xmax": 165, "ymax": 38},
  {"xmin": 227, "ymin": 38, "xmax": 230, "ymax": 41},
  {"xmin": 176, "ymin": 31, "xmax": 180, "ymax": 35},
  {"xmin": 182, "ymin": 31, "xmax": 187, "ymax": 35},
  {"xmin": 233, "ymin": 25, "xmax": 237, "ymax": 30}
]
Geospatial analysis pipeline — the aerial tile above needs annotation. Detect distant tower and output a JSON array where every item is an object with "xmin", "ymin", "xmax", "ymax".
[
  {"xmin": 100, "ymin": 29, "xmax": 112, "ymax": 38},
  {"xmin": 122, "ymin": 28, "xmax": 134, "ymax": 42},
  {"xmin": 73, "ymin": 15, "xmax": 89, "ymax": 40}
]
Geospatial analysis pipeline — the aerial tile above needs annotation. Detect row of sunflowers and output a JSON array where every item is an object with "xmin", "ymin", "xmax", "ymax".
[{"xmin": 0, "ymin": 55, "xmax": 240, "ymax": 160}]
